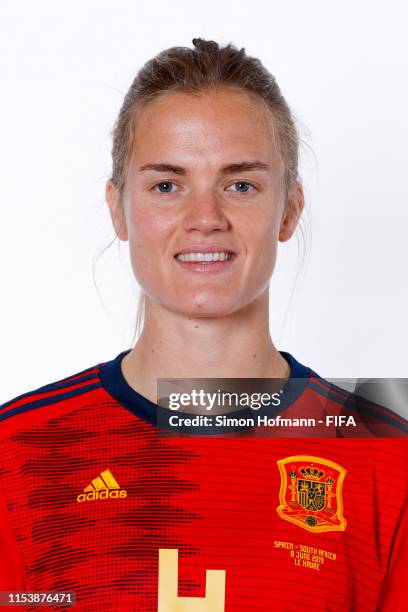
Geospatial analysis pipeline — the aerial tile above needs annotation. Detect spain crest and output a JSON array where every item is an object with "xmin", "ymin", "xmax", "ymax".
[{"xmin": 276, "ymin": 455, "xmax": 347, "ymax": 533}]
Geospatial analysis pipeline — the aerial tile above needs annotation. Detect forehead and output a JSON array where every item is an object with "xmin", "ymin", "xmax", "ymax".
[{"xmin": 130, "ymin": 88, "xmax": 282, "ymax": 167}]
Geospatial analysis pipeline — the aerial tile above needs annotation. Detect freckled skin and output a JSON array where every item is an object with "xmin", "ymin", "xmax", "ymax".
[{"xmin": 106, "ymin": 89, "xmax": 303, "ymax": 319}]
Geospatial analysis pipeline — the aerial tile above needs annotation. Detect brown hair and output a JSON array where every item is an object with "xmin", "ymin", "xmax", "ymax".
[{"xmin": 110, "ymin": 37, "xmax": 300, "ymax": 200}]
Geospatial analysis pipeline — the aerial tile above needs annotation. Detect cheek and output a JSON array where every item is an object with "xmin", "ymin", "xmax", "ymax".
[
  {"xmin": 125, "ymin": 204, "xmax": 179, "ymax": 291},
  {"xmin": 242, "ymin": 209, "xmax": 282, "ymax": 288},
  {"xmin": 245, "ymin": 209, "xmax": 281, "ymax": 254},
  {"xmin": 126, "ymin": 204, "xmax": 175, "ymax": 250}
]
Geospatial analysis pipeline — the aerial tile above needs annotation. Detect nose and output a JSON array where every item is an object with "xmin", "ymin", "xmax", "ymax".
[{"xmin": 182, "ymin": 189, "xmax": 230, "ymax": 235}]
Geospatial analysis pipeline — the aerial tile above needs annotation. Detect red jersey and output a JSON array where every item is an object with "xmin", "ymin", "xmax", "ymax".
[{"xmin": 0, "ymin": 350, "xmax": 407, "ymax": 611}]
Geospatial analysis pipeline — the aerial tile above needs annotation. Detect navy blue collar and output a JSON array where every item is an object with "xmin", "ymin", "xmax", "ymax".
[{"xmin": 99, "ymin": 349, "xmax": 313, "ymax": 426}]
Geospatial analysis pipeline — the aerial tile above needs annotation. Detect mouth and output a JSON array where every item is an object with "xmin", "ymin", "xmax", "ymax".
[{"xmin": 174, "ymin": 248, "xmax": 236, "ymax": 273}]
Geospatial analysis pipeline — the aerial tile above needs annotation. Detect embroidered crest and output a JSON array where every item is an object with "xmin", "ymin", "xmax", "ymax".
[{"xmin": 277, "ymin": 455, "xmax": 347, "ymax": 533}]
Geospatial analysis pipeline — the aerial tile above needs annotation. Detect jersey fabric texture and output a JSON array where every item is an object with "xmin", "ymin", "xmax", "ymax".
[{"xmin": 0, "ymin": 350, "xmax": 407, "ymax": 611}]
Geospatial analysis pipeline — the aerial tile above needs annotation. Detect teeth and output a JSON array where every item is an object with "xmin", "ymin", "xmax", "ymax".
[{"xmin": 176, "ymin": 251, "xmax": 232, "ymax": 262}]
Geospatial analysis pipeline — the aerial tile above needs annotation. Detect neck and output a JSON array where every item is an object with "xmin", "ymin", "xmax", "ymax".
[{"xmin": 121, "ymin": 291, "xmax": 289, "ymax": 403}]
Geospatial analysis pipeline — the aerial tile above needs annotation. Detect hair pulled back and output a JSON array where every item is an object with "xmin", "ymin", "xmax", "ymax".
[{"xmin": 110, "ymin": 38, "xmax": 300, "ymax": 199}]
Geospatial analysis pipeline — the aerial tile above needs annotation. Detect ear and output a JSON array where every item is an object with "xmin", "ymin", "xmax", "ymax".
[
  {"xmin": 279, "ymin": 182, "xmax": 305, "ymax": 242},
  {"xmin": 105, "ymin": 180, "xmax": 128, "ymax": 241}
]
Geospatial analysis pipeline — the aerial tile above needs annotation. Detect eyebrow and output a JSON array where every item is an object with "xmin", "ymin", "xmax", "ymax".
[{"xmin": 138, "ymin": 161, "xmax": 271, "ymax": 175}]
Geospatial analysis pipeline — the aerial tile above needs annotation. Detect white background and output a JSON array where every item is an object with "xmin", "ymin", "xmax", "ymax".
[{"xmin": 1, "ymin": 0, "xmax": 407, "ymax": 403}]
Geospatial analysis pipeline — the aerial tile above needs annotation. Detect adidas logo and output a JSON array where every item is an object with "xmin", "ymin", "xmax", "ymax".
[{"xmin": 77, "ymin": 469, "xmax": 128, "ymax": 503}]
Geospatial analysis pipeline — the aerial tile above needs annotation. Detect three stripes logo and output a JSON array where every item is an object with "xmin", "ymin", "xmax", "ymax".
[{"xmin": 77, "ymin": 469, "xmax": 128, "ymax": 503}]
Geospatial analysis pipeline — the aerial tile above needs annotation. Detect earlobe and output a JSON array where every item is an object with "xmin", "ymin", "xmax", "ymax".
[
  {"xmin": 105, "ymin": 180, "xmax": 128, "ymax": 241},
  {"xmin": 278, "ymin": 182, "xmax": 304, "ymax": 242}
]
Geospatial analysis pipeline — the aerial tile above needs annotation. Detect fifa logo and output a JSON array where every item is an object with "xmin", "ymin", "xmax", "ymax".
[{"xmin": 158, "ymin": 549, "xmax": 226, "ymax": 611}]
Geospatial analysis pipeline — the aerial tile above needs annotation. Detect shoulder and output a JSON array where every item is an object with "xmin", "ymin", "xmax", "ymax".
[
  {"xmin": 313, "ymin": 373, "xmax": 407, "ymax": 435},
  {"xmin": 0, "ymin": 359, "xmax": 104, "ymax": 430},
  {"xmin": 284, "ymin": 352, "xmax": 408, "ymax": 437}
]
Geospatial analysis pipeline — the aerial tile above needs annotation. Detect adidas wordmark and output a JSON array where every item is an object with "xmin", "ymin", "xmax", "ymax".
[{"xmin": 77, "ymin": 469, "xmax": 128, "ymax": 502}]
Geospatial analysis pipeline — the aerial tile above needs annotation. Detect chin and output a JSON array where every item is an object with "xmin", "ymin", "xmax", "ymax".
[{"xmin": 174, "ymin": 290, "xmax": 242, "ymax": 319}]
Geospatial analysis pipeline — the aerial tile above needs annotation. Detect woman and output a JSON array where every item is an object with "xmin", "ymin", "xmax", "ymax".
[{"xmin": 0, "ymin": 38, "xmax": 406, "ymax": 611}]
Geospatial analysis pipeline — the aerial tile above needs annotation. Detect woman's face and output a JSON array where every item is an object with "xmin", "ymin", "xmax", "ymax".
[{"xmin": 106, "ymin": 88, "xmax": 303, "ymax": 318}]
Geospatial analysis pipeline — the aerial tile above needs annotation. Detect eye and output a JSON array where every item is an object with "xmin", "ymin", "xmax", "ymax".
[
  {"xmin": 227, "ymin": 181, "xmax": 255, "ymax": 193},
  {"xmin": 153, "ymin": 181, "xmax": 177, "ymax": 194}
]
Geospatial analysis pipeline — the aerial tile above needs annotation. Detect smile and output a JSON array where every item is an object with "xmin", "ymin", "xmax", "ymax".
[{"xmin": 176, "ymin": 252, "xmax": 233, "ymax": 263}]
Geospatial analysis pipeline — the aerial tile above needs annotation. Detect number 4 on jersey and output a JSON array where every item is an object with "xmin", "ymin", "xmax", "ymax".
[{"xmin": 158, "ymin": 548, "xmax": 226, "ymax": 611}]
